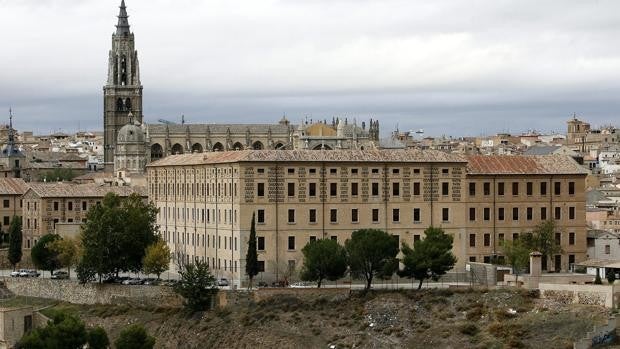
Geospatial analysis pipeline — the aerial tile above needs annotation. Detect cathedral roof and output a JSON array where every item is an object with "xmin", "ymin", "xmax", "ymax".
[
  {"xmin": 116, "ymin": 0, "xmax": 131, "ymax": 36},
  {"xmin": 146, "ymin": 123, "xmax": 293, "ymax": 135},
  {"xmin": 118, "ymin": 122, "xmax": 145, "ymax": 144}
]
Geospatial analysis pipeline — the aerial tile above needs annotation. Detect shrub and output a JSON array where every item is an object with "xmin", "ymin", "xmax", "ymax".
[{"xmin": 460, "ymin": 323, "xmax": 479, "ymax": 336}]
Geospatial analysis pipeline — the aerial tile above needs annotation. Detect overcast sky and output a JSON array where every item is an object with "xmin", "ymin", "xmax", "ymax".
[{"xmin": 1, "ymin": 0, "xmax": 620, "ymax": 136}]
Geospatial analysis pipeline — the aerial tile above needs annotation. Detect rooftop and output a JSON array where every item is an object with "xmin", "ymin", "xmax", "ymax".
[
  {"xmin": 0, "ymin": 178, "xmax": 28, "ymax": 196},
  {"xmin": 26, "ymin": 182, "xmax": 146, "ymax": 198},
  {"xmin": 466, "ymin": 155, "xmax": 589, "ymax": 175}
]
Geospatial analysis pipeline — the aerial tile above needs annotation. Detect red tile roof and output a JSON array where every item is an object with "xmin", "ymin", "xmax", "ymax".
[{"xmin": 467, "ymin": 155, "xmax": 589, "ymax": 175}]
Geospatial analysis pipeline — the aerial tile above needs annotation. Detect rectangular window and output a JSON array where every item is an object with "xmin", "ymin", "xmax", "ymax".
[
  {"xmin": 498, "ymin": 207, "xmax": 505, "ymax": 221},
  {"xmin": 257, "ymin": 209, "xmax": 265, "ymax": 223},
  {"xmin": 512, "ymin": 207, "xmax": 519, "ymax": 221},
  {"xmin": 541, "ymin": 207, "xmax": 547, "ymax": 220},
  {"xmin": 498, "ymin": 182, "xmax": 505, "ymax": 196},
  {"xmin": 288, "ymin": 183, "xmax": 295, "ymax": 197},
  {"xmin": 372, "ymin": 183, "xmax": 379, "ymax": 196},
  {"xmin": 331, "ymin": 236, "xmax": 338, "ymax": 242},
  {"xmin": 469, "ymin": 256, "xmax": 476, "ymax": 262},
  {"xmin": 309, "ymin": 168, "xmax": 316, "ymax": 174},
  {"xmin": 288, "ymin": 236, "xmax": 295, "ymax": 250},
  {"xmin": 414, "ymin": 234, "xmax": 421, "ymax": 243},
  {"xmin": 527, "ymin": 207, "xmax": 533, "ymax": 220},
  {"xmin": 325, "ymin": 182, "xmax": 335, "ymax": 197},
  {"xmin": 484, "ymin": 207, "xmax": 490, "ymax": 221},
  {"xmin": 569, "ymin": 181, "xmax": 575, "ymax": 195},
  {"xmin": 287, "ymin": 168, "xmax": 295, "ymax": 174},
  {"xmin": 469, "ymin": 182, "xmax": 476, "ymax": 196},
  {"xmin": 554, "ymin": 182, "xmax": 561, "ymax": 195},
  {"xmin": 82, "ymin": 201, "xmax": 87, "ymax": 211},
  {"xmin": 469, "ymin": 207, "xmax": 476, "ymax": 221},
  {"xmin": 484, "ymin": 233, "xmax": 490, "ymax": 247},
  {"xmin": 309, "ymin": 209, "xmax": 317, "ymax": 223},
  {"xmin": 569, "ymin": 206, "xmax": 575, "ymax": 220},
  {"xmin": 441, "ymin": 182, "xmax": 449, "ymax": 196},
  {"xmin": 413, "ymin": 182, "xmax": 421, "ymax": 196},
  {"xmin": 309, "ymin": 236, "xmax": 317, "ymax": 243},
  {"xmin": 442, "ymin": 168, "xmax": 449, "ymax": 175},
  {"xmin": 351, "ymin": 182, "xmax": 359, "ymax": 196},
  {"xmin": 512, "ymin": 182, "xmax": 519, "ymax": 196},
  {"xmin": 555, "ymin": 207, "xmax": 561, "ymax": 220},
  {"xmin": 371, "ymin": 168, "xmax": 379, "ymax": 174},
  {"xmin": 498, "ymin": 233, "xmax": 504, "ymax": 243},
  {"xmin": 68, "ymin": 202, "xmax": 73, "ymax": 211},
  {"xmin": 527, "ymin": 182, "xmax": 533, "ymax": 196},
  {"xmin": 257, "ymin": 237, "xmax": 265, "ymax": 251},
  {"xmin": 392, "ymin": 168, "xmax": 400, "ymax": 174},
  {"xmin": 540, "ymin": 182, "xmax": 547, "ymax": 195},
  {"xmin": 288, "ymin": 209, "xmax": 295, "ymax": 223},
  {"xmin": 392, "ymin": 209, "xmax": 400, "ymax": 222},
  {"xmin": 330, "ymin": 209, "xmax": 337, "ymax": 223},
  {"xmin": 352, "ymin": 209, "xmax": 359, "ymax": 223},
  {"xmin": 257, "ymin": 183, "xmax": 265, "ymax": 197},
  {"xmin": 442, "ymin": 208, "xmax": 449, "ymax": 222},
  {"xmin": 469, "ymin": 233, "xmax": 476, "ymax": 247},
  {"xmin": 569, "ymin": 232, "xmax": 575, "ymax": 245},
  {"xmin": 2, "ymin": 200, "xmax": 8, "ymax": 208},
  {"xmin": 3, "ymin": 216, "xmax": 9, "ymax": 226},
  {"xmin": 372, "ymin": 209, "xmax": 379, "ymax": 223},
  {"xmin": 258, "ymin": 261, "xmax": 265, "ymax": 272},
  {"xmin": 513, "ymin": 233, "xmax": 519, "ymax": 241},
  {"xmin": 309, "ymin": 183, "xmax": 316, "ymax": 197},
  {"xmin": 330, "ymin": 168, "xmax": 337, "ymax": 174},
  {"xmin": 53, "ymin": 202, "xmax": 59, "ymax": 211},
  {"xmin": 483, "ymin": 182, "xmax": 491, "ymax": 196},
  {"xmin": 392, "ymin": 182, "xmax": 400, "ymax": 196},
  {"xmin": 351, "ymin": 168, "xmax": 358, "ymax": 174},
  {"xmin": 413, "ymin": 208, "xmax": 421, "ymax": 222},
  {"xmin": 606, "ymin": 245, "xmax": 611, "ymax": 255}
]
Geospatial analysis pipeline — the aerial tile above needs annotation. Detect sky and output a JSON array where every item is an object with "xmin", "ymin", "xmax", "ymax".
[{"xmin": 1, "ymin": 0, "xmax": 620, "ymax": 137}]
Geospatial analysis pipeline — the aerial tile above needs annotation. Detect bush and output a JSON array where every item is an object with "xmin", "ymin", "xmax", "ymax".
[
  {"xmin": 115, "ymin": 324, "xmax": 155, "ymax": 349},
  {"xmin": 607, "ymin": 272, "xmax": 616, "ymax": 284},
  {"xmin": 173, "ymin": 260, "xmax": 218, "ymax": 312}
]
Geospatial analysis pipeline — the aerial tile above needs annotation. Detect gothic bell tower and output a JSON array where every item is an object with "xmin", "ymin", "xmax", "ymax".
[{"xmin": 103, "ymin": 0, "xmax": 143, "ymax": 167}]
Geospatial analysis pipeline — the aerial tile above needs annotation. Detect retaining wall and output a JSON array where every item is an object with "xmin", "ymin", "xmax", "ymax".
[
  {"xmin": 574, "ymin": 316, "xmax": 618, "ymax": 349},
  {"xmin": 539, "ymin": 283, "xmax": 616, "ymax": 308}
]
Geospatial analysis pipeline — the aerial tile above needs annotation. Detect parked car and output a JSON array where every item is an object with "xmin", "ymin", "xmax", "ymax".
[
  {"xmin": 122, "ymin": 278, "xmax": 143, "ymax": 285},
  {"xmin": 51, "ymin": 271, "xmax": 69, "ymax": 280},
  {"xmin": 10, "ymin": 269, "xmax": 26, "ymax": 277},
  {"xmin": 217, "ymin": 278, "xmax": 229, "ymax": 287},
  {"xmin": 289, "ymin": 281, "xmax": 315, "ymax": 288},
  {"xmin": 143, "ymin": 278, "xmax": 159, "ymax": 285},
  {"xmin": 19, "ymin": 270, "xmax": 40, "ymax": 278}
]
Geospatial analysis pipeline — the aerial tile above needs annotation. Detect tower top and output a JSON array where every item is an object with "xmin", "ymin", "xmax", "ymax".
[{"xmin": 116, "ymin": 0, "xmax": 131, "ymax": 36}]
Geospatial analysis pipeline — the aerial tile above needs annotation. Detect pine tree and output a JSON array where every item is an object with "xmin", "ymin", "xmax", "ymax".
[{"xmin": 245, "ymin": 213, "xmax": 259, "ymax": 289}]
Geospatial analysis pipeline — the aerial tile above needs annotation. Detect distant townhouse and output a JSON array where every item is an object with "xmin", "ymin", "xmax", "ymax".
[{"xmin": 0, "ymin": 178, "xmax": 28, "ymax": 231}]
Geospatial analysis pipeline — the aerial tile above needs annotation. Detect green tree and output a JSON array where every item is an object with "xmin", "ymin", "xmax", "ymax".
[
  {"xmin": 399, "ymin": 227, "xmax": 457, "ymax": 289},
  {"xmin": 49, "ymin": 237, "xmax": 81, "ymax": 278},
  {"xmin": 501, "ymin": 238, "xmax": 531, "ymax": 285},
  {"xmin": 300, "ymin": 239, "xmax": 347, "ymax": 288},
  {"xmin": 87, "ymin": 326, "xmax": 109, "ymax": 349},
  {"xmin": 77, "ymin": 193, "xmax": 158, "ymax": 283},
  {"xmin": 114, "ymin": 324, "xmax": 155, "ymax": 349},
  {"xmin": 38, "ymin": 168, "xmax": 76, "ymax": 182},
  {"xmin": 173, "ymin": 260, "xmax": 219, "ymax": 312},
  {"xmin": 521, "ymin": 220, "xmax": 563, "ymax": 271},
  {"xmin": 142, "ymin": 239, "xmax": 170, "ymax": 279},
  {"xmin": 8, "ymin": 216, "xmax": 22, "ymax": 270},
  {"xmin": 31, "ymin": 234, "xmax": 62, "ymax": 274},
  {"xmin": 16, "ymin": 311, "xmax": 104, "ymax": 349},
  {"xmin": 245, "ymin": 213, "xmax": 259, "ymax": 289},
  {"xmin": 345, "ymin": 229, "xmax": 399, "ymax": 291}
]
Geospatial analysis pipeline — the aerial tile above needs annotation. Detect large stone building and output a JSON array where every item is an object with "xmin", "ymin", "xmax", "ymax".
[
  {"xmin": 0, "ymin": 178, "xmax": 28, "ymax": 233},
  {"xmin": 147, "ymin": 150, "xmax": 588, "ymax": 285}
]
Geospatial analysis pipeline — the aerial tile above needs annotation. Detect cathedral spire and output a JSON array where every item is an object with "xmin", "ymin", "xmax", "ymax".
[{"xmin": 116, "ymin": 0, "xmax": 131, "ymax": 36}]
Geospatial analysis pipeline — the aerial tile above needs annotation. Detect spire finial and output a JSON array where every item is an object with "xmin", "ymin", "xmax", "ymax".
[
  {"xmin": 116, "ymin": 0, "xmax": 131, "ymax": 36},
  {"xmin": 7, "ymin": 109, "xmax": 15, "ymax": 144}
]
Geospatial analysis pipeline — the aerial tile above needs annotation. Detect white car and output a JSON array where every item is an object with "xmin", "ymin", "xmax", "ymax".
[
  {"xmin": 19, "ymin": 269, "xmax": 40, "ymax": 278},
  {"xmin": 10, "ymin": 269, "xmax": 26, "ymax": 277},
  {"xmin": 217, "ymin": 278, "xmax": 229, "ymax": 287},
  {"xmin": 289, "ymin": 281, "xmax": 315, "ymax": 288}
]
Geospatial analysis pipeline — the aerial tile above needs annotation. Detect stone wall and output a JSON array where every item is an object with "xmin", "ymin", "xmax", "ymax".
[
  {"xmin": 3, "ymin": 278, "xmax": 182, "ymax": 308},
  {"xmin": 254, "ymin": 287, "xmax": 350, "ymax": 303},
  {"xmin": 539, "ymin": 283, "xmax": 615, "ymax": 308},
  {"xmin": 574, "ymin": 315, "xmax": 618, "ymax": 349}
]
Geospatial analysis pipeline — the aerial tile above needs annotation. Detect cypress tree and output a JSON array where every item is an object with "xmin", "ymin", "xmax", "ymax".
[
  {"xmin": 8, "ymin": 216, "xmax": 22, "ymax": 270},
  {"xmin": 245, "ymin": 213, "xmax": 259, "ymax": 289}
]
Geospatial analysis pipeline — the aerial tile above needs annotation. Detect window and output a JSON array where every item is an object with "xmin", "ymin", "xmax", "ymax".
[
  {"xmin": 554, "ymin": 207, "xmax": 561, "ymax": 220},
  {"xmin": 413, "ymin": 182, "xmax": 421, "ymax": 196},
  {"xmin": 413, "ymin": 208, "xmax": 421, "ymax": 223},
  {"xmin": 414, "ymin": 234, "xmax": 421, "ymax": 243},
  {"xmin": 483, "ymin": 182, "xmax": 491, "ymax": 196},
  {"xmin": 392, "ymin": 168, "xmax": 400, "ymax": 174},
  {"xmin": 569, "ymin": 232, "xmax": 575, "ymax": 245},
  {"xmin": 469, "ymin": 234, "xmax": 476, "ymax": 247},
  {"xmin": 540, "ymin": 182, "xmax": 547, "ymax": 195},
  {"xmin": 441, "ymin": 182, "xmax": 449, "ymax": 196},
  {"xmin": 258, "ymin": 261, "xmax": 265, "ymax": 272},
  {"xmin": 352, "ymin": 209, "xmax": 359, "ymax": 223},
  {"xmin": 372, "ymin": 209, "xmax": 379, "ymax": 223},
  {"xmin": 288, "ymin": 183, "xmax": 295, "ymax": 197},
  {"xmin": 309, "ymin": 183, "xmax": 317, "ymax": 197},
  {"xmin": 484, "ymin": 233, "xmax": 490, "ymax": 247},
  {"xmin": 82, "ymin": 201, "xmax": 87, "ymax": 210},
  {"xmin": 301, "ymin": 208, "xmax": 313, "ymax": 224},
  {"xmin": 606, "ymin": 245, "xmax": 611, "ymax": 255},
  {"xmin": 2, "ymin": 200, "xmax": 8, "ymax": 208},
  {"xmin": 392, "ymin": 183, "xmax": 400, "ymax": 196},
  {"xmin": 257, "ymin": 183, "xmax": 265, "ymax": 197},
  {"xmin": 541, "ymin": 207, "xmax": 547, "ymax": 220},
  {"xmin": 331, "ymin": 236, "xmax": 338, "ymax": 242},
  {"xmin": 392, "ymin": 209, "xmax": 400, "ymax": 222},
  {"xmin": 257, "ymin": 209, "xmax": 265, "ymax": 223},
  {"xmin": 257, "ymin": 168, "xmax": 265, "ymax": 174},
  {"xmin": 513, "ymin": 233, "xmax": 519, "ymax": 241},
  {"xmin": 469, "ymin": 207, "xmax": 476, "ymax": 221},
  {"xmin": 469, "ymin": 183, "xmax": 476, "ymax": 196},
  {"xmin": 469, "ymin": 256, "xmax": 476, "ymax": 262},
  {"xmin": 330, "ymin": 209, "xmax": 337, "ymax": 223},
  {"xmin": 287, "ymin": 168, "xmax": 295, "ymax": 174},
  {"xmin": 569, "ymin": 206, "xmax": 575, "ymax": 220},
  {"xmin": 68, "ymin": 202, "xmax": 73, "ymax": 211},
  {"xmin": 330, "ymin": 168, "xmax": 337, "ymax": 174},
  {"xmin": 372, "ymin": 183, "xmax": 379, "ymax": 196},
  {"xmin": 569, "ymin": 182, "xmax": 575, "ymax": 195},
  {"xmin": 498, "ymin": 233, "xmax": 504, "ymax": 243},
  {"xmin": 555, "ymin": 233, "xmax": 561, "ymax": 245},
  {"xmin": 442, "ymin": 168, "xmax": 449, "ymax": 174},
  {"xmin": 527, "ymin": 182, "xmax": 533, "ymax": 196},
  {"xmin": 413, "ymin": 168, "xmax": 420, "ymax": 174},
  {"xmin": 309, "ymin": 168, "xmax": 316, "ymax": 174},
  {"xmin": 554, "ymin": 182, "xmax": 561, "ymax": 195},
  {"xmin": 3, "ymin": 216, "xmax": 8, "ymax": 226},
  {"xmin": 442, "ymin": 208, "xmax": 449, "ymax": 222},
  {"xmin": 498, "ymin": 182, "xmax": 505, "ymax": 196},
  {"xmin": 53, "ymin": 202, "xmax": 59, "ymax": 211},
  {"xmin": 309, "ymin": 236, "xmax": 317, "ymax": 243},
  {"xmin": 257, "ymin": 237, "xmax": 265, "ymax": 251},
  {"xmin": 288, "ymin": 209, "xmax": 295, "ymax": 223},
  {"xmin": 351, "ymin": 168, "xmax": 358, "ymax": 174},
  {"xmin": 371, "ymin": 168, "xmax": 379, "ymax": 174},
  {"xmin": 288, "ymin": 236, "xmax": 295, "ymax": 250},
  {"xmin": 512, "ymin": 207, "xmax": 519, "ymax": 221},
  {"xmin": 498, "ymin": 207, "xmax": 505, "ymax": 221},
  {"xmin": 512, "ymin": 182, "xmax": 519, "ymax": 196},
  {"xmin": 351, "ymin": 182, "xmax": 359, "ymax": 196},
  {"xmin": 527, "ymin": 207, "xmax": 533, "ymax": 220},
  {"xmin": 330, "ymin": 183, "xmax": 337, "ymax": 196}
]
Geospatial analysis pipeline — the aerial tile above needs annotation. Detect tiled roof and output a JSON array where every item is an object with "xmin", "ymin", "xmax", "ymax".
[
  {"xmin": 147, "ymin": 149, "xmax": 467, "ymax": 167},
  {"xmin": 26, "ymin": 182, "xmax": 146, "ymax": 198},
  {"xmin": 0, "ymin": 178, "xmax": 28, "ymax": 195},
  {"xmin": 467, "ymin": 155, "xmax": 589, "ymax": 175}
]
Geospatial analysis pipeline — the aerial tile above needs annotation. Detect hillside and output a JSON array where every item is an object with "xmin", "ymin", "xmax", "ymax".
[{"xmin": 44, "ymin": 288, "xmax": 608, "ymax": 349}]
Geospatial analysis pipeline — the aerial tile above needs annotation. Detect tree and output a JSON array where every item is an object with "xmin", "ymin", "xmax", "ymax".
[
  {"xmin": 8, "ymin": 216, "xmax": 22, "ymax": 270},
  {"xmin": 521, "ymin": 220, "xmax": 563, "ymax": 271},
  {"xmin": 345, "ymin": 229, "xmax": 399, "ymax": 291},
  {"xmin": 77, "ymin": 193, "xmax": 158, "ymax": 283},
  {"xmin": 38, "ymin": 168, "xmax": 76, "ymax": 182},
  {"xmin": 31, "ymin": 234, "xmax": 62, "ymax": 274},
  {"xmin": 300, "ymin": 239, "xmax": 347, "ymax": 288},
  {"xmin": 399, "ymin": 227, "xmax": 457, "ymax": 289},
  {"xmin": 50, "ymin": 237, "xmax": 81, "ymax": 278},
  {"xmin": 142, "ymin": 239, "xmax": 170, "ymax": 279},
  {"xmin": 17, "ymin": 311, "xmax": 106, "ymax": 349},
  {"xmin": 245, "ymin": 213, "xmax": 259, "ymax": 289},
  {"xmin": 114, "ymin": 324, "xmax": 155, "ymax": 349},
  {"xmin": 501, "ymin": 238, "xmax": 530, "ymax": 285},
  {"xmin": 87, "ymin": 326, "xmax": 110, "ymax": 349},
  {"xmin": 173, "ymin": 259, "xmax": 219, "ymax": 311}
]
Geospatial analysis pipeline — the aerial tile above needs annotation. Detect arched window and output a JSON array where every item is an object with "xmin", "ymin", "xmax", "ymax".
[
  {"xmin": 171, "ymin": 143, "xmax": 184, "ymax": 155},
  {"xmin": 116, "ymin": 98, "xmax": 124, "ymax": 111},
  {"xmin": 212, "ymin": 142, "xmax": 224, "ymax": 152},
  {"xmin": 252, "ymin": 141, "xmax": 264, "ymax": 150},
  {"xmin": 125, "ymin": 98, "xmax": 132, "ymax": 111},
  {"xmin": 151, "ymin": 144, "xmax": 163, "ymax": 161},
  {"xmin": 191, "ymin": 143, "xmax": 203, "ymax": 153},
  {"xmin": 232, "ymin": 142, "xmax": 244, "ymax": 151}
]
